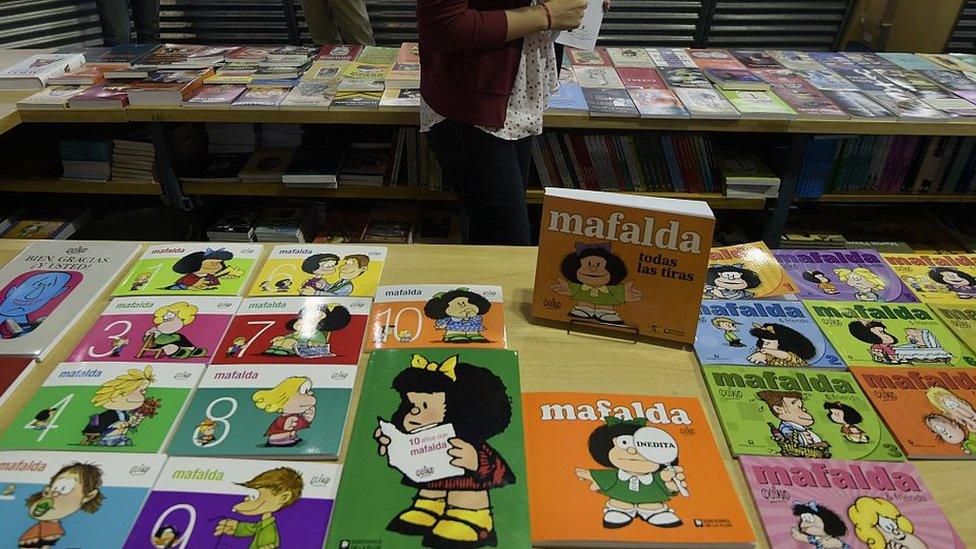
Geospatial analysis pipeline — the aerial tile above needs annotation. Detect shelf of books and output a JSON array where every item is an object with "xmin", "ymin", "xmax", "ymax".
[
  {"xmin": 802, "ymin": 193, "xmax": 976, "ymax": 203},
  {"xmin": 0, "ymin": 178, "xmax": 161, "ymax": 195}
]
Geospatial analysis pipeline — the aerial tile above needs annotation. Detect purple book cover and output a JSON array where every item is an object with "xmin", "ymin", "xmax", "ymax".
[
  {"xmin": 124, "ymin": 457, "xmax": 340, "ymax": 548},
  {"xmin": 773, "ymin": 249, "xmax": 918, "ymax": 303},
  {"xmin": 740, "ymin": 456, "xmax": 964, "ymax": 548},
  {"xmin": 68, "ymin": 296, "xmax": 237, "ymax": 364}
]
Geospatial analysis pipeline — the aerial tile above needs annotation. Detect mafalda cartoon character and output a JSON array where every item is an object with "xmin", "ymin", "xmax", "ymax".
[
  {"xmin": 165, "ymin": 248, "xmax": 242, "ymax": 291},
  {"xmin": 374, "ymin": 354, "xmax": 514, "ymax": 547},
  {"xmin": 574, "ymin": 419, "xmax": 688, "ymax": 529},
  {"xmin": 747, "ymin": 323, "xmax": 817, "ymax": 367},
  {"xmin": 703, "ymin": 264, "xmax": 762, "ymax": 300},
  {"xmin": 791, "ymin": 501, "xmax": 851, "ymax": 549},
  {"xmin": 551, "ymin": 243, "xmax": 643, "ymax": 325},
  {"xmin": 423, "ymin": 288, "xmax": 492, "ymax": 343},
  {"xmin": 928, "ymin": 267, "xmax": 976, "ymax": 299},
  {"xmin": 264, "ymin": 303, "xmax": 351, "ymax": 359},
  {"xmin": 19, "ymin": 462, "xmax": 104, "ymax": 549}
]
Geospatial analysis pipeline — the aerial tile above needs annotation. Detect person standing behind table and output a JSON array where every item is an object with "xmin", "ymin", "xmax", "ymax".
[
  {"xmin": 95, "ymin": 0, "xmax": 160, "ymax": 46},
  {"xmin": 300, "ymin": 0, "xmax": 376, "ymax": 46},
  {"xmin": 418, "ymin": 0, "xmax": 607, "ymax": 245}
]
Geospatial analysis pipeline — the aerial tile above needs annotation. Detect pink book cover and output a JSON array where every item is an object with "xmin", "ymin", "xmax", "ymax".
[
  {"xmin": 567, "ymin": 47, "xmax": 612, "ymax": 67},
  {"xmin": 740, "ymin": 456, "xmax": 965, "ymax": 549},
  {"xmin": 614, "ymin": 66, "xmax": 666, "ymax": 90},
  {"xmin": 687, "ymin": 49, "xmax": 746, "ymax": 70},
  {"xmin": 68, "ymin": 82, "xmax": 131, "ymax": 105},
  {"xmin": 67, "ymin": 296, "xmax": 238, "ymax": 364},
  {"xmin": 316, "ymin": 44, "xmax": 364, "ymax": 61},
  {"xmin": 395, "ymin": 42, "xmax": 419, "ymax": 63},
  {"xmin": 185, "ymin": 84, "xmax": 246, "ymax": 105}
]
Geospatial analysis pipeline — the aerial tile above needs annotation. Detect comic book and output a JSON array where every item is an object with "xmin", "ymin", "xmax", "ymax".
[
  {"xmin": 740, "ymin": 456, "xmax": 965, "ymax": 548},
  {"xmin": 366, "ymin": 284, "xmax": 506, "ymax": 351},
  {"xmin": 929, "ymin": 303, "xmax": 976, "ymax": 353},
  {"xmin": 67, "ymin": 296, "xmax": 237, "ymax": 364},
  {"xmin": 705, "ymin": 241, "xmax": 798, "ymax": 300},
  {"xmin": 804, "ymin": 300, "xmax": 976, "ymax": 368},
  {"xmin": 696, "ymin": 299, "xmax": 844, "ymax": 368},
  {"xmin": 167, "ymin": 364, "xmax": 355, "ymax": 459},
  {"xmin": 0, "ymin": 241, "xmax": 140, "ymax": 360},
  {"xmin": 851, "ymin": 366, "xmax": 976, "ymax": 459},
  {"xmin": 211, "ymin": 296, "xmax": 369, "ymax": 366},
  {"xmin": 702, "ymin": 365, "xmax": 905, "ymax": 462},
  {"xmin": 523, "ymin": 392, "xmax": 754, "ymax": 548},
  {"xmin": 0, "ymin": 450, "xmax": 166, "ymax": 549},
  {"xmin": 124, "ymin": 457, "xmax": 341, "ymax": 548},
  {"xmin": 111, "ymin": 243, "xmax": 262, "ymax": 297},
  {"xmin": 325, "ymin": 349, "xmax": 529, "ymax": 548},
  {"xmin": 0, "ymin": 361, "xmax": 202, "ymax": 453},
  {"xmin": 248, "ymin": 244, "xmax": 386, "ymax": 298},
  {"xmin": 773, "ymin": 249, "xmax": 918, "ymax": 303},
  {"xmin": 881, "ymin": 253, "xmax": 976, "ymax": 303}
]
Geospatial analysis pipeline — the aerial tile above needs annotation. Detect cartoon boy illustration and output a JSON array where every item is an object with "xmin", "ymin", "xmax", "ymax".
[
  {"xmin": 264, "ymin": 303, "xmax": 351, "ymax": 359},
  {"xmin": 213, "ymin": 467, "xmax": 304, "ymax": 549},
  {"xmin": 923, "ymin": 414, "xmax": 976, "ymax": 455},
  {"xmin": 81, "ymin": 366, "xmax": 157, "ymax": 446},
  {"xmin": 929, "ymin": 267, "xmax": 976, "ymax": 299},
  {"xmin": 703, "ymin": 264, "xmax": 762, "ymax": 300},
  {"xmin": 574, "ymin": 419, "xmax": 688, "ymax": 529},
  {"xmin": 423, "ymin": 288, "xmax": 492, "ymax": 343},
  {"xmin": 802, "ymin": 270, "xmax": 839, "ymax": 295},
  {"xmin": 757, "ymin": 390, "xmax": 831, "ymax": 458},
  {"xmin": 551, "ymin": 243, "xmax": 643, "ymax": 325},
  {"xmin": 253, "ymin": 376, "xmax": 316, "ymax": 447},
  {"xmin": 151, "ymin": 525, "xmax": 182, "ymax": 548},
  {"xmin": 926, "ymin": 386, "xmax": 976, "ymax": 445},
  {"xmin": 848, "ymin": 497, "xmax": 927, "ymax": 549},
  {"xmin": 109, "ymin": 337, "xmax": 129, "ymax": 357},
  {"xmin": 0, "ymin": 271, "xmax": 76, "ymax": 338},
  {"xmin": 141, "ymin": 302, "xmax": 207, "ymax": 359},
  {"xmin": 747, "ymin": 323, "xmax": 816, "ymax": 367},
  {"xmin": 28, "ymin": 407, "xmax": 58, "ymax": 430},
  {"xmin": 130, "ymin": 272, "xmax": 152, "ymax": 292},
  {"xmin": 19, "ymin": 462, "xmax": 104, "ymax": 549},
  {"xmin": 848, "ymin": 320, "xmax": 906, "ymax": 364},
  {"xmin": 298, "ymin": 253, "xmax": 340, "ymax": 295},
  {"xmin": 791, "ymin": 501, "xmax": 851, "ymax": 549},
  {"xmin": 165, "ymin": 248, "xmax": 242, "ymax": 291},
  {"xmin": 834, "ymin": 268, "xmax": 886, "ymax": 302},
  {"xmin": 374, "ymin": 354, "xmax": 514, "ymax": 546},
  {"xmin": 711, "ymin": 317, "xmax": 745, "ymax": 347},
  {"xmin": 823, "ymin": 401, "xmax": 870, "ymax": 443},
  {"xmin": 226, "ymin": 336, "xmax": 246, "ymax": 357},
  {"xmin": 195, "ymin": 418, "xmax": 217, "ymax": 446}
]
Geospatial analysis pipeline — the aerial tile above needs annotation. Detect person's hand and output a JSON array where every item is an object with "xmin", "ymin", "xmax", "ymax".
[{"xmin": 545, "ymin": 0, "xmax": 588, "ymax": 31}]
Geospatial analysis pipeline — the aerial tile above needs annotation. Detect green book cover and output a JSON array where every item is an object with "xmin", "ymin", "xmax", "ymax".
[
  {"xmin": 929, "ymin": 302, "xmax": 976, "ymax": 354},
  {"xmin": 0, "ymin": 361, "xmax": 202, "ymax": 453},
  {"xmin": 702, "ymin": 365, "xmax": 905, "ymax": 461},
  {"xmin": 325, "ymin": 348, "xmax": 529, "ymax": 549},
  {"xmin": 355, "ymin": 46, "xmax": 399, "ymax": 66},
  {"xmin": 804, "ymin": 300, "xmax": 976, "ymax": 367},
  {"xmin": 718, "ymin": 89, "xmax": 796, "ymax": 117},
  {"xmin": 111, "ymin": 243, "xmax": 263, "ymax": 297}
]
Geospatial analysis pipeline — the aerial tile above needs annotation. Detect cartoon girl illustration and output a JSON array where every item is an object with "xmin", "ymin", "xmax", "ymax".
[
  {"xmin": 923, "ymin": 414, "xmax": 976, "ymax": 455},
  {"xmin": 928, "ymin": 267, "xmax": 976, "ymax": 299},
  {"xmin": 791, "ymin": 501, "xmax": 851, "ymax": 549},
  {"xmin": 703, "ymin": 264, "xmax": 762, "ymax": 300},
  {"xmin": 264, "ymin": 303, "xmax": 351, "ymax": 359},
  {"xmin": 802, "ymin": 271, "xmax": 839, "ymax": 295},
  {"xmin": 423, "ymin": 288, "xmax": 492, "ymax": 343},
  {"xmin": 747, "ymin": 323, "xmax": 816, "ymax": 367},
  {"xmin": 823, "ymin": 401, "xmax": 870, "ymax": 443},
  {"xmin": 834, "ymin": 268, "xmax": 886, "ymax": 302},
  {"xmin": 252, "ymin": 376, "xmax": 316, "ymax": 447},
  {"xmin": 574, "ymin": 419, "xmax": 688, "ymax": 528},
  {"xmin": 373, "ymin": 354, "xmax": 514, "ymax": 547},
  {"xmin": 550, "ymin": 242, "xmax": 643, "ymax": 325},
  {"xmin": 848, "ymin": 497, "xmax": 927, "ymax": 549},
  {"xmin": 847, "ymin": 320, "xmax": 906, "ymax": 364},
  {"xmin": 141, "ymin": 302, "xmax": 207, "ymax": 359},
  {"xmin": 298, "ymin": 253, "xmax": 340, "ymax": 295},
  {"xmin": 130, "ymin": 271, "xmax": 151, "ymax": 292},
  {"xmin": 165, "ymin": 248, "xmax": 242, "ymax": 291}
]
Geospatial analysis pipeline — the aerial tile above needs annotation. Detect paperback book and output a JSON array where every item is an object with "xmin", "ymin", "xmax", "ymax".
[
  {"xmin": 0, "ymin": 361, "xmax": 203, "ymax": 453},
  {"xmin": 731, "ymin": 50, "xmax": 784, "ymax": 70},
  {"xmin": 645, "ymin": 48, "xmax": 697, "ymax": 68},
  {"xmin": 548, "ymin": 66, "xmax": 588, "ymax": 113},
  {"xmin": 805, "ymin": 52, "xmax": 861, "ymax": 71},
  {"xmin": 211, "ymin": 296, "xmax": 369, "ymax": 366},
  {"xmin": 248, "ymin": 244, "xmax": 386, "ymax": 297},
  {"xmin": 0, "ymin": 450, "xmax": 166, "ymax": 549},
  {"xmin": 674, "ymin": 88, "xmax": 740, "ymax": 119},
  {"xmin": 16, "ymin": 85, "xmax": 90, "ymax": 109},
  {"xmin": 112, "ymin": 243, "xmax": 262, "ymax": 297},
  {"xmin": 659, "ymin": 67, "xmax": 712, "ymax": 89},
  {"xmin": 606, "ymin": 47, "xmax": 654, "ymax": 68},
  {"xmin": 773, "ymin": 249, "xmax": 918, "ymax": 302},
  {"xmin": 705, "ymin": 241, "xmax": 798, "ymax": 300},
  {"xmin": 326, "ymin": 348, "xmax": 529, "ymax": 549},
  {"xmin": 317, "ymin": 44, "xmax": 363, "ymax": 61},
  {"xmin": 582, "ymin": 88, "xmax": 639, "ymax": 117},
  {"xmin": 280, "ymin": 81, "xmax": 337, "ymax": 109},
  {"xmin": 719, "ymin": 89, "xmax": 797, "ymax": 118},
  {"xmin": 183, "ymin": 83, "xmax": 245, "ymax": 107},
  {"xmin": 567, "ymin": 47, "xmax": 612, "ymax": 67},
  {"xmin": 230, "ymin": 86, "xmax": 289, "ymax": 108},
  {"xmin": 928, "ymin": 302, "xmax": 976, "ymax": 352},
  {"xmin": 704, "ymin": 68, "xmax": 768, "ymax": 91},
  {"xmin": 615, "ymin": 67, "xmax": 665, "ymax": 89},
  {"xmin": 882, "ymin": 253, "xmax": 976, "ymax": 302},
  {"xmin": 167, "ymin": 363, "xmax": 355, "ymax": 459},
  {"xmin": 627, "ymin": 88, "xmax": 690, "ymax": 118},
  {"xmin": 823, "ymin": 89, "xmax": 893, "ymax": 118},
  {"xmin": 768, "ymin": 50, "xmax": 824, "ymax": 70},
  {"xmin": 688, "ymin": 49, "xmax": 744, "ymax": 70},
  {"xmin": 523, "ymin": 392, "xmax": 754, "ymax": 548},
  {"xmin": 796, "ymin": 68, "xmax": 859, "ymax": 91},
  {"xmin": 0, "ymin": 53, "xmax": 85, "ymax": 89},
  {"xmin": 124, "ymin": 457, "xmax": 341, "ymax": 548},
  {"xmin": 330, "ymin": 90, "xmax": 382, "ymax": 109},
  {"xmin": 65, "ymin": 82, "xmax": 131, "ymax": 108},
  {"xmin": 866, "ymin": 89, "xmax": 953, "ymax": 120},
  {"xmin": 575, "ymin": 66, "xmax": 625, "ymax": 89}
]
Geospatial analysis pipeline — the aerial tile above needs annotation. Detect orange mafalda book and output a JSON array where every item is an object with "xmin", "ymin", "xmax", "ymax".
[
  {"xmin": 523, "ymin": 392, "xmax": 754, "ymax": 548},
  {"xmin": 705, "ymin": 241, "xmax": 797, "ymax": 300},
  {"xmin": 531, "ymin": 188, "xmax": 715, "ymax": 344}
]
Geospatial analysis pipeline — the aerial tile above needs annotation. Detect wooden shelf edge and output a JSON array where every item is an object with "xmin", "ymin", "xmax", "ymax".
[
  {"xmin": 0, "ymin": 179, "xmax": 161, "ymax": 195},
  {"xmin": 799, "ymin": 194, "xmax": 976, "ymax": 203}
]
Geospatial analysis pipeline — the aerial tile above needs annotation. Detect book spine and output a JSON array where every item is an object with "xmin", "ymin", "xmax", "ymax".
[
  {"xmin": 530, "ymin": 138, "xmax": 553, "ymax": 188},
  {"xmin": 547, "ymin": 133, "xmax": 574, "ymax": 189},
  {"xmin": 605, "ymin": 135, "xmax": 628, "ymax": 190},
  {"xmin": 621, "ymin": 135, "xmax": 646, "ymax": 191},
  {"xmin": 568, "ymin": 133, "xmax": 598, "ymax": 190}
]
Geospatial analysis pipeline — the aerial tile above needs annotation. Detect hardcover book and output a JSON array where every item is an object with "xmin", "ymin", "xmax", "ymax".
[
  {"xmin": 0, "ymin": 241, "xmax": 139, "ymax": 359},
  {"xmin": 696, "ymin": 299, "xmax": 844, "ymax": 368},
  {"xmin": 0, "ymin": 361, "xmax": 203, "ymax": 453},
  {"xmin": 773, "ymin": 249, "xmax": 918, "ymax": 302},
  {"xmin": 67, "ymin": 296, "xmax": 237, "ymax": 364},
  {"xmin": 531, "ymin": 188, "xmax": 715, "ymax": 344},
  {"xmin": 112, "ymin": 243, "xmax": 261, "ymax": 297},
  {"xmin": 523, "ymin": 392, "xmax": 754, "ymax": 548},
  {"xmin": 673, "ymin": 88, "xmax": 740, "ymax": 119},
  {"xmin": 211, "ymin": 296, "xmax": 369, "ymax": 366},
  {"xmin": 740, "ymin": 456, "xmax": 964, "ymax": 548},
  {"xmin": 0, "ymin": 356, "xmax": 34, "ymax": 407},
  {"xmin": 702, "ymin": 365, "xmax": 905, "ymax": 461},
  {"xmin": 167, "ymin": 363, "xmax": 355, "ymax": 459},
  {"xmin": 124, "ymin": 457, "xmax": 341, "ymax": 548},
  {"xmin": 929, "ymin": 303, "xmax": 976, "ymax": 352},
  {"xmin": 719, "ymin": 89, "xmax": 797, "ymax": 118},
  {"xmin": 628, "ymin": 88, "xmax": 690, "ymax": 118},
  {"xmin": 705, "ymin": 242, "xmax": 798, "ymax": 300},
  {"xmin": 325, "ymin": 348, "xmax": 529, "ymax": 549},
  {"xmin": 0, "ymin": 450, "xmax": 166, "ymax": 549},
  {"xmin": 804, "ymin": 300, "xmax": 976, "ymax": 368},
  {"xmin": 366, "ymin": 284, "xmax": 506, "ymax": 351},
  {"xmin": 882, "ymin": 253, "xmax": 976, "ymax": 302},
  {"xmin": 248, "ymin": 244, "xmax": 386, "ymax": 298}
]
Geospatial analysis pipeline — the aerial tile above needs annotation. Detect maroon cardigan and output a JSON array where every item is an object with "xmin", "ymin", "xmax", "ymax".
[{"xmin": 417, "ymin": 0, "xmax": 532, "ymax": 128}]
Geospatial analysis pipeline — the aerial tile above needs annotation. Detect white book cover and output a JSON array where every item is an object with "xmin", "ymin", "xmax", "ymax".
[
  {"xmin": 16, "ymin": 85, "xmax": 90, "ymax": 110},
  {"xmin": 0, "ymin": 241, "xmax": 140, "ymax": 360},
  {"xmin": 555, "ymin": 0, "xmax": 604, "ymax": 51},
  {"xmin": 606, "ymin": 47, "xmax": 655, "ymax": 68},
  {"xmin": 0, "ymin": 54, "xmax": 85, "ymax": 89},
  {"xmin": 674, "ymin": 87, "xmax": 741, "ymax": 118},
  {"xmin": 646, "ymin": 47, "xmax": 698, "ymax": 68},
  {"xmin": 574, "ymin": 66, "xmax": 624, "ymax": 89},
  {"xmin": 280, "ymin": 81, "xmax": 337, "ymax": 109}
]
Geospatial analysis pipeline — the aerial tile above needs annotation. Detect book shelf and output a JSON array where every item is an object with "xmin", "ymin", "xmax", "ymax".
[{"xmin": 0, "ymin": 178, "xmax": 161, "ymax": 195}]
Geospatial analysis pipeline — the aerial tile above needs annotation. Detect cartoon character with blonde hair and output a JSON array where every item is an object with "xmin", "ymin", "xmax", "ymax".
[
  {"xmin": 834, "ymin": 268, "xmax": 885, "ymax": 302},
  {"xmin": 81, "ymin": 366, "xmax": 158, "ymax": 446},
  {"xmin": 848, "ymin": 496, "xmax": 927, "ymax": 549},
  {"xmin": 253, "ymin": 377, "xmax": 317, "ymax": 447},
  {"xmin": 926, "ymin": 386, "xmax": 976, "ymax": 451},
  {"xmin": 142, "ymin": 302, "xmax": 207, "ymax": 359}
]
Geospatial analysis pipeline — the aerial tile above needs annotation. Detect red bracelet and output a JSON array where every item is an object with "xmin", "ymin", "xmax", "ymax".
[{"xmin": 541, "ymin": 2, "xmax": 553, "ymax": 30}]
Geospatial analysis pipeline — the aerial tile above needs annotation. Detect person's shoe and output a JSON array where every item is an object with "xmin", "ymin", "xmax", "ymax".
[
  {"xmin": 595, "ymin": 311, "xmax": 625, "ymax": 325},
  {"xmin": 729, "ymin": 341, "xmax": 746, "ymax": 347},
  {"xmin": 603, "ymin": 506, "xmax": 636, "ymax": 529},
  {"xmin": 426, "ymin": 508, "xmax": 496, "ymax": 548},
  {"xmin": 638, "ymin": 507, "xmax": 682, "ymax": 527},
  {"xmin": 466, "ymin": 333, "xmax": 489, "ymax": 343},
  {"xmin": 568, "ymin": 306, "xmax": 594, "ymax": 319},
  {"xmin": 387, "ymin": 497, "xmax": 446, "ymax": 536}
]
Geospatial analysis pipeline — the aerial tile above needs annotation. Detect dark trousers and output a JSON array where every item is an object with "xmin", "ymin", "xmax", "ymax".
[
  {"xmin": 427, "ymin": 119, "xmax": 533, "ymax": 246},
  {"xmin": 95, "ymin": 0, "xmax": 160, "ymax": 46}
]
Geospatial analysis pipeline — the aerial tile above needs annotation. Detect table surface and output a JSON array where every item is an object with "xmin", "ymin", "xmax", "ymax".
[{"xmin": 0, "ymin": 239, "xmax": 972, "ymax": 548}]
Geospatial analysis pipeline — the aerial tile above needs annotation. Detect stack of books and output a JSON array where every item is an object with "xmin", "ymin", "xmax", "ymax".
[
  {"xmin": 205, "ymin": 203, "xmax": 262, "ymax": 241},
  {"xmin": 59, "ymin": 139, "xmax": 112, "ymax": 181},
  {"xmin": 282, "ymin": 147, "xmax": 345, "ymax": 189},
  {"xmin": 254, "ymin": 203, "xmax": 316, "ymax": 242},
  {"xmin": 112, "ymin": 134, "xmax": 157, "ymax": 182},
  {"xmin": 718, "ymin": 152, "xmax": 781, "ymax": 198},
  {"xmin": 337, "ymin": 143, "xmax": 391, "ymax": 186}
]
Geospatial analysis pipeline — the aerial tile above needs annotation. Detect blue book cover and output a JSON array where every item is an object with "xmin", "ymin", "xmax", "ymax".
[
  {"xmin": 695, "ymin": 299, "xmax": 845, "ymax": 368},
  {"xmin": 548, "ymin": 80, "xmax": 588, "ymax": 113},
  {"xmin": 878, "ymin": 52, "xmax": 943, "ymax": 71}
]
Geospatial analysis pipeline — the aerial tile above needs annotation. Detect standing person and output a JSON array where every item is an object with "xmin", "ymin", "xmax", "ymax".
[
  {"xmin": 95, "ymin": 0, "xmax": 160, "ymax": 46},
  {"xmin": 300, "ymin": 0, "xmax": 376, "ymax": 46},
  {"xmin": 418, "ymin": 0, "xmax": 602, "ymax": 245}
]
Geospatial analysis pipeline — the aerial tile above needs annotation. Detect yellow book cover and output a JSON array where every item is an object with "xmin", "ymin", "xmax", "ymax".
[
  {"xmin": 930, "ymin": 302, "xmax": 976, "ymax": 353},
  {"xmin": 248, "ymin": 244, "xmax": 386, "ymax": 298},
  {"xmin": 705, "ymin": 241, "xmax": 798, "ymax": 300},
  {"xmin": 883, "ymin": 253, "xmax": 976, "ymax": 303}
]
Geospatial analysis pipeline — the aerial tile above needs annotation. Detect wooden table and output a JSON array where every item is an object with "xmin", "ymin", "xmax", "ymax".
[{"xmin": 0, "ymin": 240, "xmax": 972, "ymax": 547}]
